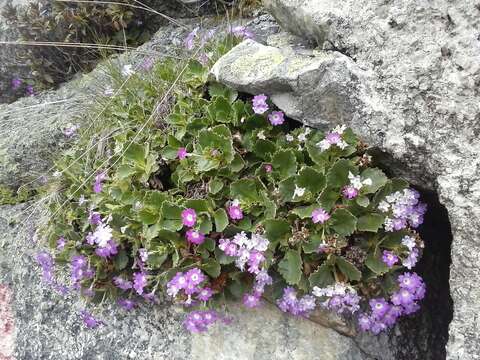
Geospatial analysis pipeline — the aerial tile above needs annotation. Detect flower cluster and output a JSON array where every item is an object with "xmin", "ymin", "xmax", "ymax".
[
  {"xmin": 342, "ymin": 172, "xmax": 373, "ymax": 200},
  {"xmin": 378, "ymin": 189, "xmax": 427, "ymax": 231},
  {"xmin": 219, "ymin": 232, "xmax": 269, "ymax": 273},
  {"xmin": 358, "ymin": 272, "xmax": 425, "ymax": 334},
  {"xmin": 167, "ymin": 268, "xmax": 213, "ymax": 305},
  {"xmin": 35, "ymin": 252, "xmax": 55, "ymax": 284},
  {"xmin": 71, "ymin": 255, "xmax": 94, "ymax": 286},
  {"xmin": 316, "ymin": 125, "xmax": 349, "ymax": 151},
  {"xmin": 183, "ymin": 310, "xmax": 222, "ymax": 333},
  {"xmin": 401, "ymin": 235, "xmax": 421, "ymax": 269},
  {"xmin": 277, "ymin": 287, "xmax": 316, "ymax": 317},
  {"xmin": 312, "ymin": 283, "xmax": 360, "ymax": 314}
]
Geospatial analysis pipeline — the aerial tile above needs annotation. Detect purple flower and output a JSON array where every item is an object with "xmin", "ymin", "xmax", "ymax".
[
  {"xmin": 113, "ymin": 276, "xmax": 133, "ymax": 290},
  {"xmin": 11, "ymin": 77, "xmax": 22, "ymax": 90},
  {"xmin": 382, "ymin": 250, "xmax": 398, "ymax": 268},
  {"xmin": 402, "ymin": 248, "xmax": 419, "ymax": 269},
  {"xmin": 181, "ymin": 208, "xmax": 197, "ymax": 227},
  {"xmin": 186, "ymin": 268, "xmax": 206, "ymax": 286},
  {"xmin": 358, "ymin": 314, "xmax": 372, "ymax": 331},
  {"xmin": 183, "ymin": 310, "xmax": 220, "ymax": 333},
  {"xmin": 227, "ymin": 205, "xmax": 243, "ymax": 220},
  {"xmin": 167, "ymin": 272, "xmax": 188, "ymax": 297},
  {"xmin": 185, "ymin": 27, "xmax": 199, "ymax": 50},
  {"xmin": 342, "ymin": 185, "xmax": 358, "ymax": 199},
  {"xmin": 326, "ymin": 132, "xmax": 342, "ymax": 144},
  {"xmin": 398, "ymin": 272, "xmax": 423, "ymax": 292},
  {"xmin": 218, "ymin": 238, "xmax": 238, "ymax": 257},
  {"xmin": 268, "ymin": 111, "xmax": 285, "ymax": 126},
  {"xmin": 133, "ymin": 272, "xmax": 148, "ymax": 295},
  {"xmin": 252, "ymin": 94, "xmax": 269, "ymax": 114},
  {"xmin": 311, "ymin": 208, "xmax": 330, "ymax": 224},
  {"xmin": 25, "ymin": 85, "xmax": 34, "ymax": 96},
  {"xmin": 243, "ymin": 293, "xmax": 261, "ymax": 308},
  {"xmin": 186, "ymin": 229, "xmax": 205, "ymax": 245},
  {"xmin": 264, "ymin": 164, "xmax": 273, "ymax": 173},
  {"xmin": 93, "ymin": 172, "xmax": 106, "ymax": 193},
  {"xmin": 177, "ymin": 147, "xmax": 188, "ymax": 160},
  {"xmin": 230, "ymin": 25, "xmax": 254, "ymax": 39},
  {"xmin": 391, "ymin": 288, "xmax": 415, "ymax": 307},
  {"xmin": 95, "ymin": 240, "xmax": 118, "ymax": 258},
  {"xmin": 63, "ymin": 124, "xmax": 79, "ymax": 138},
  {"xmin": 197, "ymin": 287, "xmax": 213, "ymax": 301},
  {"xmin": 369, "ymin": 298, "xmax": 390, "ymax": 319},
  {"xmin": 56, "ymin": 236, "xmax": 66, "ymax": 250},
  {"xmin": 88, "ymin": 211, "xmax": 102, "ymax": 225},
  {"xmin": 247, "ymin": 251, "xmax": 265, "ymax": 274},
  {"xmin": 255, "ymin": 270, "xmax": 273, "ymax": 287},
  {"xmin": 80, "ymin": 310, "xmax": 103, "ymax": 329},
  {"xmin": 118, "ymin": 298, "xmax": 136, "ymax": 311},
  {"xmin": 35, "ymin": 251, "xmax": 55, "ymax": 284},
  {"xmin": 141, "ymin": 57, "xmax": 154, "ymax": 71}
]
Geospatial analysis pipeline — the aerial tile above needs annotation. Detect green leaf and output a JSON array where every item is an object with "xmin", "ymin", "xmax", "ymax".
[
  {"xmin": 330, "ymin": 209, "xmax": 357, "ymax": 236},
  {"xmin": 291, "ymin": 205, "xmax": 317, "ymax": 219},
  {"xmin": 309, "ymin": 264, "xmax": 334, "ymax": 288},
  {"xmin": 254, "ymin": 139, "xmax": 276, "ymax": 160},
  {"xmin": 278, "ymin": 176, "xmax": 295, "ymax": 202},
  {"xmin": 209, "ymin": 178, "xmax": 224, "ymax": 194},
  {"xmin": 230, "ymin": 178, "xmax": 261, "ymax": 204},
  {"xmin": 361, "ymin": 168, "xmax": 388, "ymax": 194},
  {"xmin": 365, "ymin": 252, "xmax": 389, "ymax": 275},
  {"xmin": 327, "ymin": 159, "xmax": 357, "ymax": 189},
  {"xmin": 272, "ymin": 149, "xmax": 297, "ymax": 179},
  {"xmin": 114, "ymin": 250, "xmax": 129, "ymax": 271},
  {"xmin": 278, "ymin": 250, "xmax": 302, "ymax": 285},
  {"xmin": 264, "ymin": 219, "xmax": 291, "ymax": 244},
  {"xmin": 124, "ymin": 143, "xmax": 146, "ymax": 165},
  {"xmin": 306, "ymin": 141, "xmax": 328, "ymax": 168},
  {"xmin": 319, "ymin": 188, "xmax": 339, "ymax": 211},
  {"xmin": 201, "ymin": 258, "xmax": 221, "ymax": 278},
  {"xmin": 214, "ymin": 208, "xmax": 229, "ymax": 232},
  {"xmin": 208, "ymin": 82, "xmax": 238, "ymax": 103},
  {"xmin": 117, "ymin": 164, "xmax": 137, "ymax": 179},
  {"xmin": 357, "ymin": 213, "xmax": 385, "ymax": 232},
  {"xmin": 230, "ymin": 153, "xmax": 245, "ymax": 172},
  {"xmin": 198, "ymin": 238, "xmax": 215, "ymax": 252},
  {"xmin": 297, "ymin": 167, "xmax": 325, "ymax": 194},
  {"xmin": 303, "ymin": 234, "xmax": 324, "ymax": 254},
  {"xmin": 214, "ymin": 246, "xmax": 235, "ymax": 265},
  {"xmin": 208, "ymin": 96, "xmax": 233, "ymax": 123},
  {"xmin": 336, "ymin": 257, "xmax": 361, "ymax": 282},
  {"xmin": 184, "ymin": 199, "xmax": 212, "ymax": 213},
  {"xmin": 356, "ymin": 196, "xmax": 370, "ymax": 207}
]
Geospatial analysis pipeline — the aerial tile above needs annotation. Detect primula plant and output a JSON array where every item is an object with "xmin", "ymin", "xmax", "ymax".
[{"xmin": 37, "ymin": 28, "xmax": 427, "ymax": 336}]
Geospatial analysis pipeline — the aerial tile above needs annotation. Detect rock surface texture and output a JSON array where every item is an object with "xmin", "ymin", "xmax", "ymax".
[{"xmin": 213, "ymin": 1, "xmax": 480, "ymax": 359}]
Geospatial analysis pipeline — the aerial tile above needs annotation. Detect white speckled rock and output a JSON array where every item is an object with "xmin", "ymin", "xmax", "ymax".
[{"xmin": 212, "ymin": 1, "xmax": 480, "ymax": 359}]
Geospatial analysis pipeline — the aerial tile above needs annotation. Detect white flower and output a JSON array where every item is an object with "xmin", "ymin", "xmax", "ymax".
[
  {"xmin": 348, "ymin": 172, "xmax": 373, "ymax": 190},
  {"xmin": 257, "ymin": 130, "xmax": 266, "ymax": 140},
  {"xmin": 251, "ymin": 234, "xmax": 269, "ymax": 252},
  {"xmin": 298, "ymin": 132, "xmax": 307, "ymax": 142},
  {"xmin": 232, "ymin": 198, "xmax": 241, "ymax": 207},
  {"xmin": 232, "ymin": 231, "xmax": 249, "ymax": 247},
  {"xmin": 378, "ymin": 200, "xmax": 390, "ymax": 212},
  {"xmin": 121, "ymin": 64, "xmax": 135, "ymax": 77},
  {"xmin": 332, "ymin": 124, "xmax": 347, "ymax": 134},
  {"xmin": 401, "ymin": 235, "xmax": 416, "ymax": 250},
  {"xmin": 78, "ymin": 195, "xmax": 86, "ymax": 205},
  {"xmin": 52, "ymin": 171, "xmax": 62, "ymax": 178},
  {"xmin": 316, "ymin": 139, "xmax": 331, "ymax": 151},
  {"xmin": 286, "ymin": 134, "xmax": 294, "ymax": 142},
  {"xmin": 304, "ymin": 127, "xmax": 312, "ymax": 135},
  {"xmin": 293, "ymin": 185, "xmax": 306, "ymax": 198},
  {"xmin": 92, "ymin": 223, "xmax": 113, "ymax": 247}
]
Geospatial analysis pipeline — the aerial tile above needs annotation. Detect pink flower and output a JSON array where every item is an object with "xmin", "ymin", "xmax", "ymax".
[
  {"xmin": 228, "ymin": 205, "xmax": 243, "ymax": 220},
  {"xmin": 181, "ymin": 208, "xmax": 197, "ymax": 227},
  {"xmin": 268, "ymin": 111, "xmax": 285, "ymax": 126},
  {"xmin": 264, "ymin": 164, "xmax": 273, "ymax": 173},
  {"xmin": 243, "ymin": 293, "xmax": 261, "ymax": 308},
  {"xmin": 186, "ymin": 229, "xmax": 205, "ymax": 245},
  {"xmin": 311, "ymin": 208, "xmax": 330, "ymax": 224},
  {"xmin": 252, "ymin": 94, "xmax": 269, "ymax": 114},
  {"xmin": 342, "ymin": 185, "xmax": 358, "ymax": 199},
  {"xmin": 177, "ymin": 147, "xmax": 188, "ymax": 160},
  {"xmin": 197, "ymin": 287, "xmax": 213, "ymax": 301}
]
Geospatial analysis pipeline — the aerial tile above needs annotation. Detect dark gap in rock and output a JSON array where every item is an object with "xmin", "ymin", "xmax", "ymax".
[{"xmin": 393, "ymin": 187, "xmax": 453, "ymax": 360}]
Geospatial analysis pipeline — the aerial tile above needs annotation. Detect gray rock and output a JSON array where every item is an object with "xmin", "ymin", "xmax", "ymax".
[
  {"xmin": 0, "ymin": 202, "xmax": 370, "ymax": 359},
  {"xmin": 212, "ymin": 1, "xmax": 480, "ymax": 359}
]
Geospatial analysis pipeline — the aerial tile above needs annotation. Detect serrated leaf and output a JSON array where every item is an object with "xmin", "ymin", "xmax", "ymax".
[
  {"xmin": 365, "ymin": 252, "xmax": 389, "ymax": 275},
  {"xmin": 327, "ymin": 159, "xmax": 357, "ymax": 189},
  {"xmin": 264, "ymin": 219, "xmax": 291, "ymax": 244},
  {"xmin": 201, "ymin": 258, "xmax": 221, "ymax": 278},
  {"xmin": 278, "ymin": 250, "xmax": 302, "ymax": 285},
  {"xmin": 330, "ymin": 209, "xmax": 357, "ymax": 236},
  {"xmin": 309, "ymin": 264, "xmax": 334, "ymax": 288},
  {"xmin": 297, "ymin": 167, "xmax": 325, "ymax": 194},
  {"xmin": 117, "ymin": 164, "xmax": 137, "ymax": 179},
  {"xmin": 319, "ymin": 188, "xmax": 339, "ymax": 211},
  {"xmin": 336, "ymin": 257, "xmax": 361, "ymax": 282},
  {"xmin": 253, "ymin": 139, "xmax": 276, "ymax": 160},
  {"xmin": 303, "ymin": 234, "xmax": 324, "ymax": 254},
  {"xmin": 357, "ymin": 213, "xmax": 385, "ymax": 232},
  {"xmin": 356, "ymin": 196, "xmax": 370, "ymax": 207},
  {"xmin": 114, "ymin": 250, "xmax": 129, "ymax": 271},
  {"xmin": 361, "ymin": 168, "xmax": 388, "ymax": 194},
  {"xmin": 209, "ymin": 178, "xmax": 224, "ymax": 194},
  {"xmin": 291, "ymin": 205, "xmax": 317, "ymax": 219},
  {"xmin": 272, "ymin": 149, "xmax": 297, "ymax": 179},
  {"xmin": 214, "ymin": 208, "xmax": 229, "ymax": 232},
  {"xmin": 278, "ymin": 176, "xmax": 295, "ymax": 202},
  {"xmin": 230, "ymin": 178, "xmax": 261, "ymax": 204},
  {"xmin": 124, "ymin": 143, "xmax": 146, "ymax": 166}
]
